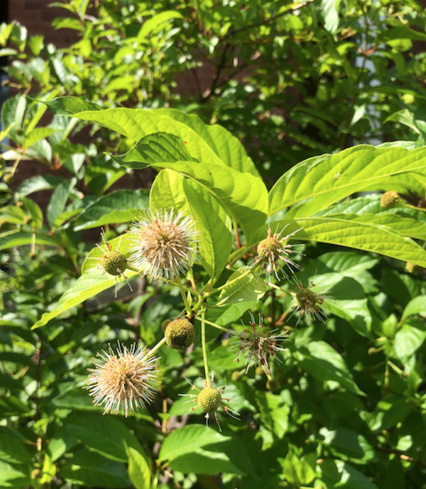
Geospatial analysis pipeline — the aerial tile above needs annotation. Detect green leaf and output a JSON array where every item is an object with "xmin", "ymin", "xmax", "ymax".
[
  {"xmin": 17, "ymin": 175, "xmax": 64, "ymax": 196},
  {"xmin": 65, "ymin": 413, "xmax": 143, "ymax": 462},
  {"xmin": 401, "ymin": 296, "xmax": 426, "ymax": 322},
  {"xmin": 47, "ymin": 178, "xmax": 76, "ymax": 228},
  {"xmin": 114, "ymin": 133, "xmax": 267, "ymax": 243},
  {"xmin": 321, "ymin": 0, "xmax": 341, "ymax": 34},
  {"xmin": 169, "ymin": 449, "xmax": 245, "ymax": 475},
  {"xmin": 155, "ymin": 109, "xmax": 260, "ymax": 176},
  {"xmin": 0, "ymin": 427, "xmax": 31, "ymax": 465},
  {"xmin": 0, "ymin": 460, "xmax": 31, "ymax": 487},
  {"xmin": 255, "ymin": 392, "xmax": 290, "ymax": 439},
  {"xmin": 0, "ymin": 231, "xmax": 58, "ymax": 250},
  {"xmin": 45, "ymin": 103, "xmax": 268, "ymax": 241},
  {"xmin": 150, "ymin": 169, "xmax": 232, "ymax": 278},
  {"xmin": 32, "ymin": 270, "xmax": 137, "ymax": 329},
  {"xmin": 61, "ymin": 449, "xmax": 129, "ymax": 488},
  {"xmin": 282, "ymin": 452, "xmax": 316, "ymax": 485},
  {"xmin": 137, "ymin": 10, "xmax": 183, "ymax": 40},
  {"xmin": 22, "ymin": 127, "xmax": 58, "ymax": 149},
  {"xmin": 46, "ymin": 101, "xmax": 224, "ymax": 166},
  {"xmin": 159, "ymin": 425, "xmax": 229, "ymax": 462},
  {"xmin": 43, "ymin": 96, "xmax": 101, "ymax": 115},
  {"xmin": 217, "ymin": 266, "xmax": 266, "ymax": 307},
  {"xmin": 74, "ymin": 189, "xmax": 149, "ymax": 230},
  {"xmin": 272, "ymin": 216, "xmax": 426, "ymax": 267},
  {"xmin": 393, "ymin": 322, "xmax": 426, "ymax": 359},
  {"xmin": 269, "ymin": 145, "xmax": 426, "ymax": 217},
  {"xmin": 145, "ymin": 159, "xmax": 268, "ymax": 243},
  {"xmin": 309, "ymin": 273, "xmax": 372, "ymax": 337},
  {"xmin": 319, "ymin": 427, "xmax": 375, "ymax": 461},
  {"xmin": 126, "ymin": 446, "xmax": 151, "ymax": 489},
  {"xmin": 295, "ymin": 341, "xmax": 363, "ymax": 394},
  {"xmin": 112, "ymin": 132, "xmax": 196, "ymax": 169},
  {"xmin": 320, "ymin": 459, "xmax": 378, "ymax": 489}
]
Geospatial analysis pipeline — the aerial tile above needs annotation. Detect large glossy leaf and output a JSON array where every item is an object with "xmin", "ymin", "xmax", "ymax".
[
  {"xmin": 321, "ymin": 459, "xmax": 378, "ymax": 489},
  {"xmin": 269, "ymin": 145, "xmax": 426, "ymax": 217},
  {"xmin": 64, "ymin": 413, "xmax": 143, "ymax": 462},
  {"xmin": 271, "ymin": 216, "xmax": 426, "ymax": 267},
  {"xmin": 32, "ymin": 270, "xmax": 137, "ymax": 329},
  {"xmin": 44, "ymin": 100, "xmax": 224, "ymax": 165},
  {"xmin": 74, "ymin": 189, "xmax": 149, "ymax": 230},
  {"xmin": 169, "ymin": 449, "xmax": 245, "ymax": 475},
  {"xmin": 295, "ymin": 341, "xmax": 363, "ymax": 394},
  {"xmin": 159, "ymin": 425, "xmax": 229, "ymax": 462},
  {"xmin": 0, "ymin": 231, "xmax": 59, "ymax": 250},
  {"xmin": 114, "ymin": 135, "xmax": 267, "ymax": 243},
  {"xmin": 150, "ymin": 169, "xmax": 232, "ymax": 278},
  {"xmin": 126, "ymin": 447, "xmax": 151, "ymax": 489},
  {"xmin": 155, "ymin": 109, "xmax": 260, "ymax": 176},
  {"xmin": 61, "ymin": 449, "xmax": 129, "ymax": 488},
  {"xmin": 0, "ymin": 427, "xmax": 31, "ymax": 465}
]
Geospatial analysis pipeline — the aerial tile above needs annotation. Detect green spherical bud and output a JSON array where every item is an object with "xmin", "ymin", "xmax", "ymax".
[
  {"xmin": 380, "ymin": 191, "xmax": 399, "ymax": 209},
  {"xmin": 197, "ymin": 387, "xmax": 222, "ymax": 414},
  {"xmin": 257, "ymin": 236, "xmax": 280, "ymax": 260},
  {"xmin": 164, "ymin": 318, "xmax": 195, "ymax": 350},
  {"xmin": 101, "ymin": 250, "xmax": 127, "ymax": 276}
]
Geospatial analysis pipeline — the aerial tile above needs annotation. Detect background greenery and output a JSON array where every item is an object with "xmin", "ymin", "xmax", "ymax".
[{"xmin": 0, "ymin": 0, "xmax": 425, "ymax": 488}]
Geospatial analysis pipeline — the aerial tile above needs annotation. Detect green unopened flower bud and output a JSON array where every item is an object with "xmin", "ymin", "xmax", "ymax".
[
  {"xmin": 164, "ymin": 318, "xmax": 195, "ymax": 350},
  {"xmin": 380, "ymin": 191, "xmax": 399, "ymax": 209},
  {"xmin": 197, "ymin": 387, "xmax": 222, "ymax": 414},
  {"xmin": 101, "ymin": 250, "xmax": 127, "ymax": 276}
]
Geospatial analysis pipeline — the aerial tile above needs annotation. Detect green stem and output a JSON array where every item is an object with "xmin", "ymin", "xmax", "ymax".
[
  {"xmin": 143, "ymin": 337, "xmax": 166, "ymax": 361},
  {"xmin": 196, "ymin": 316, "xmax": 230, "ymax": 333},
  {"xmin": 200, "ymin": 310, "xmax": 211, "ymax": 387},
  {"xmin": 126, "ymin": 264, "xmax": 140, "ymax": 273},
  {"xmin": 177, "ymin": 283, "xmax": 191, "ymax": 315}
]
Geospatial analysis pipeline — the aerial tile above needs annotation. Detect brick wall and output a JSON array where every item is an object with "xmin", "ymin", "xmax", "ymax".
[{"xmin": 9, "ymin": 0, "xmax": 78, "ymax": 46}]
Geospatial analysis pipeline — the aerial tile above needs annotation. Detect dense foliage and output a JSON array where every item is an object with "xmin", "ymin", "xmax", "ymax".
[{"xmin": 0, "ymin": 1, "xmax": 426, "ymax": 489}]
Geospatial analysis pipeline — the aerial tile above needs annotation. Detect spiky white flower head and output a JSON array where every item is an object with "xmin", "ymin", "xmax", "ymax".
[
  {"xmin": 131, "ymin": 209, "xmax": 198, "ymax": 281},
  {"xmin": 87, "ymin": 343, "xmax": 158, "ymax": 417},
  {"xmin": 256, "ymin": 227, "xmax": 301, "ymax": 278},
  {"xmin": 232, "ymin": 313, "xmax": 287, "ymax": 374}
]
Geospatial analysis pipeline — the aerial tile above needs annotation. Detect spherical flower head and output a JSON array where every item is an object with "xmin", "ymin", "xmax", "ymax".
[
  {"xmin": 234, "ymin": 314, "xmax": 286, "ymax": 374},
  {"xmin": 87, "ymin": 343, "xmax": 158, "ymax": 417},
  {"xmin": 380, "ymin": 191, "xmax": 399, "ymax": 208},
  {"xmin": 131, "ymin": 209, "xmax": 198, "ymax": 281},
  {"xmin": 197, "ymin": 387, "xmax": 222, "ymax": 414},
  {"xmin": 164, "ymin": 318, "xmax": 195, "ymax": 351},
  {"xmin": 101, "ymin": 250, "xmax": 127, "ymax": 276},
  {"xmin": 256, "ymin": 227, "xmax": 300, "ymax": 278}
]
